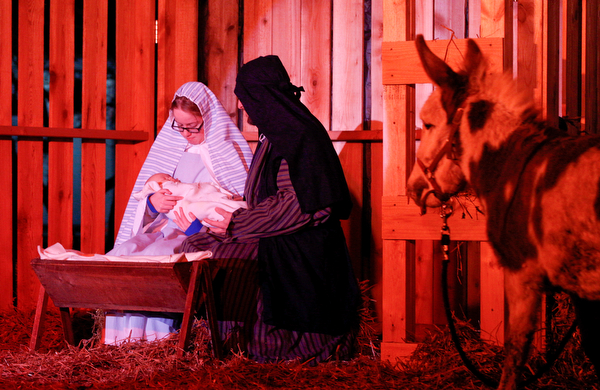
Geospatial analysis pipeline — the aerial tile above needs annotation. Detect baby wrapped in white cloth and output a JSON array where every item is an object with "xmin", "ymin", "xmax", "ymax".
[{"xmin": 137, "ymin": 173, "xmax": 247, "ymax": 227}]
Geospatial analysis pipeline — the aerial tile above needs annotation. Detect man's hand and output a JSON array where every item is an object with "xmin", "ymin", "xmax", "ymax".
[{"xmin": 203, "ymin": 207, "xmax": 233, "ymax": 234}]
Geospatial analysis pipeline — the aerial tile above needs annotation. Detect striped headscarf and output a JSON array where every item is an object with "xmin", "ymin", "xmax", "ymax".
[{"xmin": 114, "ymin": 81, "xmax": 253, "ymax": 246}]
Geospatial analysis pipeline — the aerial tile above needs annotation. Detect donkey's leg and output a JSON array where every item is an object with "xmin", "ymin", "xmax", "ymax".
[
  {"xmin": 498, "ymin": 267, "xmax": 544, "ymax": 390},
  {"xmin": 572, "ymin": 296, "xmax": 600, "ymax": 382}
]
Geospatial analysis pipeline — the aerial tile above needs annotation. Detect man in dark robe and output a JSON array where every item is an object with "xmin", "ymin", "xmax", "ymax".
[{"xmin": 181, "ymin": 55, "xmax": 360, "ymax": 363}]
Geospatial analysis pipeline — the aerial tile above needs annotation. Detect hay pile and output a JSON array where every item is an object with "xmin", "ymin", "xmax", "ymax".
[{"xmin": 0, "ymin": 291, "xmax": 597, "ymax": 389}]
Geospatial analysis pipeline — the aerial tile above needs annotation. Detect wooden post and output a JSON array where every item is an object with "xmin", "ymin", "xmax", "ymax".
[
  {"xmin": 17, "ymin": 0, "xmax": 45, "ymax": 309},
  {"xmin": 381, "ymin": 0, "xmax": 417, "ymax": 361},
  {"xmin": 0, "ymin": 0, "xmax": 13, "ymax": 309}
]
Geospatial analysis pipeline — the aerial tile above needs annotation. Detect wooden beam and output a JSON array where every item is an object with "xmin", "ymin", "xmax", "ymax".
[
  {"xmin": 242, "ymin": 130, "xmax": 382, "ymax": 142},
  {"xmin": 0, "ymin": 126, "xmax": 148, "ymax": 142},
  {"xmin": 382, "ymin": 37, "xmax": 504, "ymax": 85},
  {"xmin": 382, "ymin": 196, "xmax": 488, "ymax": 241}
]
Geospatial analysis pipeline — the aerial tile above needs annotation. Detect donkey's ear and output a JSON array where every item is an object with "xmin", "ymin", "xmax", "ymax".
[
  {"xmin": 464, "ymin": 39, "xmax": 486, "ymax": 89},
  {"xmin": 416, "ymin": 35, "xmax": 468, "ymax": 123},
  {"xmin": 415, "ymin": 35, "xmax": 458, "ymax": 89}
]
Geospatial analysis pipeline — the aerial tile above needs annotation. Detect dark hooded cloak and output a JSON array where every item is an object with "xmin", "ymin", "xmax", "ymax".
[
  {"xmin": 234, "ymin": 55, "xmax": 352, "ymax": 219},
  {"xmin": 234, "ymin": 56, "xmax": 359, "ymax": 335}
]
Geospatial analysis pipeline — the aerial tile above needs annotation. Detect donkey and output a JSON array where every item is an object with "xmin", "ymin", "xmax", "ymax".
[{"xmin": 407, "ymin": 35, "xmax": 600, "ymax": 390}]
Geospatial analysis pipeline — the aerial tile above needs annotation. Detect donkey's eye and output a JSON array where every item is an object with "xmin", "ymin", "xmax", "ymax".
[{"xmin": 423, "ymin": 123, "xmax": 433, "ymax": 130}]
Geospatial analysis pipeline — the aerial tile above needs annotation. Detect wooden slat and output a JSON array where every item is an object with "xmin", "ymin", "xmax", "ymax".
[
  {"xmin": 17, "ymin": 0, "xmax": 45, "ymax": 309},
  {"xmin": 565, "ymin": 0, "xmax": 582, "ymax": 136},
  {"xmin": 81, "ymin": 0, "xmax": 108, "ymax": 254},
  {"xmin": 382, "ymin": 37, "xmax": 504, "ymax": 85},
  {"xmin": 586, "ymin": 0, "xmax": 599, "ymax": 134},
  {"xmin": 240, "ymin": 0, "xmax": 272, "ymax": 133},
  {"xmin": 48, "ymin": 0, "xmax": 75, "ymax": 250},
  {"xmin": 480, "ymin": 0, "xmax": 506, "ymax": 38},
  {"xmin": 516, "ymin": 0, "xmax": 541, "ymax": 103},
  {"xmin": 381, "ymin": 0, "xmax": 416, "ymax": 358},
  {"xmin": 114, "ymin": 0, "xmax": 155, "ymax": 242},
  {"xmin": 382, "ymin": 196, "xmax": 488, "ymax": 241},
  {"xmin": 332, "ymin": 0, "xmax": 364, "ymax": 275},
  {"xmin": 544, "ymin": 0, "xmax": 560, "ymax": 128},
  {"xmin": 0, "ymin": 126, "xmax": 148, "ymax": 141},
  {"xmin": 206, "ymin": 0, "xmax": 239, "ymax": 120},
  {"xmin": 0, "ymin": 0, "xmax": 12, "ymax": 309},
  {"xmin": 243, "ymin": 0, "xmax": 272, "ymax": 63},
  {"xmin": 273, "ymin": 0, "xmax": 301, "ymax": 85},
  {"xmin": 157, "ymin": 0, "xmax": 199, "ymax": 135},
  {"xmin": 369, "ymin": 0, "xmax": 384, "ymax": 326},
  {"xmin": 434, "ymin": 0, "xmax": 465, "ymax": 39},
  {"xmin": 480, "ymin": 242, "xmax": 505, "ymax": 344},
  {"xmin": 300, "ymin": 0, "xmax": 331, "ymax": 129}
]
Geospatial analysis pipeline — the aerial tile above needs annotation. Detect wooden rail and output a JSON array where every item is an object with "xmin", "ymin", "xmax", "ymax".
[
  {"xmin": 242, "ymin": 130, "xmax": 383, "ymax": 142},
  {"xmin": 0, "ymin": 126, "xmax": 148, "ymax": 142}
]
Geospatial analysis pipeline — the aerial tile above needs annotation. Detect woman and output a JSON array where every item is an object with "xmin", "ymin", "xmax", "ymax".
[
  {"xmin": 181, "ymin": 56, "xmax": 361, "ymax": 363},
  {"xmin": 109, "ymin": 81, "xmax": 252, "ymax": 256},
  {"xmin": 104, "ymin": 82, "xmax": 253, "ymax": 344}
]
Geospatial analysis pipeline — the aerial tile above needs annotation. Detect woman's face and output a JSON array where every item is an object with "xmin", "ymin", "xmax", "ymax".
[{"xmin": 172, "ymin": 107, "xmax": 205, "ymax": 145}]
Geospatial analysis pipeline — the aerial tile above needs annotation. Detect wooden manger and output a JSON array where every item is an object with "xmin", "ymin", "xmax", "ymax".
[{"xmin": 29, "ymin": 258, "xmax": 221, "ymax": 359}]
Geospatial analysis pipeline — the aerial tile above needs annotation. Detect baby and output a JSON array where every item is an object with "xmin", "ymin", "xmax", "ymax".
[{"xmin": 134, "ymin": 173, "xmax": 247, "ymax": 225}]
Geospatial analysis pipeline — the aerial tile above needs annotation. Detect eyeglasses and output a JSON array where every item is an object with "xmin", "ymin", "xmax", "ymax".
[{"xmin": 172, "ymin": 119, "xmax": 204, "ymax": 133}]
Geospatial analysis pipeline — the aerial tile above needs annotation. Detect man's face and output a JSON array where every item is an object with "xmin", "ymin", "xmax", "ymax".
[{"xmin": 237, "ymin": 100, "xmax": 254, "ymax": 126}]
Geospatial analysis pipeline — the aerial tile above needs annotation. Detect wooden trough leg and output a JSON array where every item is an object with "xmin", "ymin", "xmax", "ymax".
[
  {"xmin": 30, "ymin": 286, "xmax": 49, "ymax": 350},
  {"xmin": 59, "ymin": 307, "xmax": 75, "ymax": 346},
  {"xmin": 202, "ymin": 261, "xmax": 221, "ymax": 359},
  {"xmin": 177, "ymin": 260, "xmax": 221, "ymax": 359},
  {"xmin": 178, "ymin": 261, "xmax": 202, "ymax": 358}
]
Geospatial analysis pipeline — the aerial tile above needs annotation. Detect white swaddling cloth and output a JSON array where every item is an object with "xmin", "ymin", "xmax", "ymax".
[{"xmin": 133, "ymin": 177, "xmax": 247, "ymax": 233}]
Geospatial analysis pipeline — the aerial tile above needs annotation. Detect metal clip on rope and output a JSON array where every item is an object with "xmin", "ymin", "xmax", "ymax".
[{"xmin": 440, "ymin": 203, "xmax": 452, "ymax": 261}]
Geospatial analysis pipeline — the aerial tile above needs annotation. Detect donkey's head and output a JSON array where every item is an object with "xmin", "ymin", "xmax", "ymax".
[{"xmin": 407, "ymin": 35, "xmax": 487, "ymax": 209}]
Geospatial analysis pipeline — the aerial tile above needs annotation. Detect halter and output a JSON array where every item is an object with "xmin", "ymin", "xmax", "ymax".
[{"xmin": 415, "ymin": 107, "xmax": 464, "ymax": 214}]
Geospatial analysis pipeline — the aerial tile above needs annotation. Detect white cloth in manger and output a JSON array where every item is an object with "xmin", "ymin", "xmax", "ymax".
[{"xmin": 38, "ymin": 242, "xmax": 212, "ymax": 263}]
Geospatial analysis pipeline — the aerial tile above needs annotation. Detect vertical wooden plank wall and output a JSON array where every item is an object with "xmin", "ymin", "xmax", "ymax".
[
  {"xmin": 48, "ymin": 0, "xmax": 75, "ymax": 251},
  {"xmin": 156, "ymin": 0, "xmax": 199, "ymax": 136},
  {"xmin": 17, "ymin": 0, "xmax": 45, "ymax": 309},
  {"xmin": 0, "ymin": 0, "xmax": 13, "ymax": 309},
  {"xmin": 80, "ymin": 1, "xmax": 108, "ymax": 254},
  {"xmin": 114, "ymin": 0, "xmax": 156, "ymax": 238}
]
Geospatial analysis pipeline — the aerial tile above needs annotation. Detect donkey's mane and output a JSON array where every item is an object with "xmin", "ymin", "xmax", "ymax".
[{"xmin": 473, "ymin": 69, "xmax": 544, "ymax": 126}]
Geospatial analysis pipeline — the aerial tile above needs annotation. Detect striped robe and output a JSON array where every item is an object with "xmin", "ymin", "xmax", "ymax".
[{"xmin": 182, "ymin": 136, "xmax": 356, "ymax": 363}]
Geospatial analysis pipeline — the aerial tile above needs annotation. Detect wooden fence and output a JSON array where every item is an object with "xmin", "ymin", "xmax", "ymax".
[
  {"xmin": 381, "ymin": 0, "xmax": 600, "ymax": 362},
  {"xmin": 0, "ymin": 0, "xmax": 384, "ymax": 315}
]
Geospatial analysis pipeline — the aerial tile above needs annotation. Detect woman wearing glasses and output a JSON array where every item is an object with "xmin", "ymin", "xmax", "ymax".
[
  {"xmin": 103, "ymin": 82, "xmax": 252, "ymax": 345},
  {"xmin": 108, "ymin": 81, "xmax": 252, "ymax": 257}
]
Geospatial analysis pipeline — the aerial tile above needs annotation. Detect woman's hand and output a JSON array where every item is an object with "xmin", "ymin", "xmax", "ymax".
[
  {"xmin": 173, "ymin": 207, "xmax": 196, "ymax": 231},
  {"xmin": 149, "ymin": 189, "xmax": 183, "ymax": 213},
  {"xmin": 203, "ymin": 207, "xmax": 233, "ymax": 234}
]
